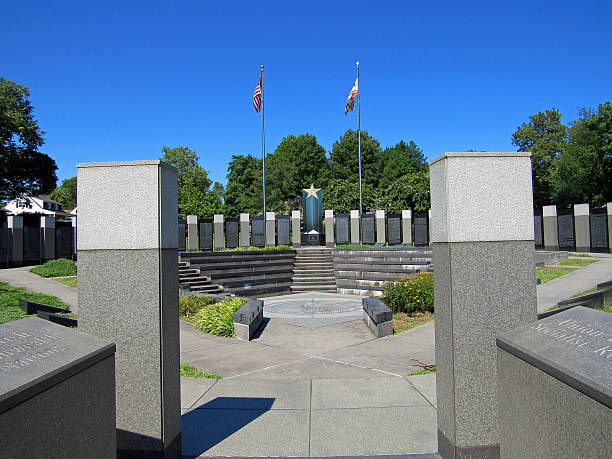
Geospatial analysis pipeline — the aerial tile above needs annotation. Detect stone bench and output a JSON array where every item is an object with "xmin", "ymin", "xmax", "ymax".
[
  {"xmin": 233, "ymin": 299, "xmax": 264, "ymax": 340},
  {"xmin": 362, "ymin": 297, "xmax": 393, "ymax": 338}
]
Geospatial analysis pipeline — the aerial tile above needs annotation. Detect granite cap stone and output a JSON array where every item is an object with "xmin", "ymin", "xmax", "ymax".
[
  {"xmin": 543, "ymin": 205, "xmax": 557, "ymax": 217},
  {"xmin": 0, "ymin": 317, "xmax": 115, "ymax": 414},
  {"xmin": 187, "ymin": 215, "xmax": 197, "ymax": 224},
  {"xmin": 574, "ymin": 203, "xmax": 589, "ymax": 216},
  {"xmin": 291, "ymin": 210, "xmax": 300, "ymax": 218},
  {"xmin": 350, "ymin": 210, "xmax": 359, "ymax": 218},
  {"xmin": 325, "ymin": 209, "xmax": 333, "ymax": 218},
  {"xmin": 402, "ymin": 209, "xmax": 412, "ymax": 218},
  {"xmin": 240, "ymin": 213, "xmax": 250, "ymax": 222},
  {"xmin": 497, "ymin": 307, "xmax": 612, "ymax": 408},
  {"xmin": 429, "ymin": 151, "xmax": 532, "ymax": 166}
]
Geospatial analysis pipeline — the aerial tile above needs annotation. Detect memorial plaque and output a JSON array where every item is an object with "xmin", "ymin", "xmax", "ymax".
[
  {"xmin": 414, "ymin": 212, "xmax": 429, "ymax": 246},
  {"xmin": 590, "ymin": 209, "xmax": 609, "ymax": 253},
  {"xmin": 55, "ymin": 221, "xmax": 73, "ymax": 259},
  {"xmin": 199, "ymin": 219, "xmax": 213, "ymax": 251},
  {"xmin": 336, "ymin": 213, "xmax": 349, "ymax": 245},
  {"xmin": 534, "ymin": 214, "xmax": 543, "ymax": 249},
  {"xmin": 0, "ymin": 317, "xmax": 116, "ymax": 457},
  {"xmin": 557, "ymin": 212, "xmax": 575, "ymax": 250},
  {"xmin": 0, "ymin": 227, "xmax": 7, "ymax": 268},
  {"xmin": 277, "ymin": 215, "xmax": 290, "ymax": 246},
  {"xmin": 22, "ymin": 223, "xmax": 40, "ymax": 263},
  {"xmin": 225, "ymin": 218, "xmax": 239, "ymax": 249},
  {"xmin": 252, "ymin": 216, "xmax": 265, "ymax": 248},
  {"xmin": 361, "ymin": 214, "xmax": 375, "ymax": 245},
  {"xmin": 388, "ymin": 213, "xmax": 401, "ymax": 245},
  {"xmin": 178, "ymin": 220, "xmax": 186, "ymax": 251}
]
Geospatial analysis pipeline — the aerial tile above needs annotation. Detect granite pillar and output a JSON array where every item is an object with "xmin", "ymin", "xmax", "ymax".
[
  {"xmin": 291, "ymin": 210, "xmax": 301, "ymax": 248},
  {"xmin": 213, "ymin": 214, "xmax": 224, "ymax": 251},
  {"xmin": 8, "ymin": 215, "xmax": 23, "ymax": 267},
  {"xmin": 187, "ymin": 215, "xmax": 198, "ymax": 252},
  {"xmin": 265, "ymin": 212, "xmax": 275, "ymax": 247},
  {"xmin": 240, "ymin": 213, "xmax": 250, "ymax": 248},
  {"xmin": 542, "ymin": 205, "xmax": 558, "ymax": 251},
  {"xmin": 375, "ymin": 210, "xmax": 385, "ymax": 245},
  {"xmin": 574, "ymin": 204, "xmax": 590, "ymax": 253},
  {"xmin": 40, "ymin": 215, "xmax": 55, "ymax": 262},
  {"xmin": 77, "ymin": 160, "xmax": 181, "ymax": 458},
  {"xmin": 350, "ymin": 210, "xmax": 360, "ymax": 244},
  {"xmin": 402, "ymin": 209, "xmax": 412, "ymax": 245},
  {"xmin": 325, "ymin": 209, "xmax": 334, "ymax": 247},
  {"xmin": 429, "ymin": 152, "xmax": 537, "ymax": 459}
]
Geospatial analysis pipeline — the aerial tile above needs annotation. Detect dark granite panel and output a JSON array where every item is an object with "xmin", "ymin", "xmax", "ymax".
[
  {"xmin": 199, "ymin": 219, "xmax": 213, "ymax": 251},
  {"xmin": 178, "ymin": 221, "xmax": 186, "ymax": 251},
  {"xmin": 557, "ymin": 213, "xmax": 575, "ymax": 250},
  {"xmin": 590, "ymin": 211, "xmax": 609, "ymax": 251},
  {"xmin": 252, "ymin": 216, "xmax": 265, "ymax": 248},
  {"xmin": 533, "ymin": 215, "xmax": 543, "ymax": 248},
  {"xmin": 361, "ymin": 214, "xmax": 375, "ymax": 245},
  {"xmin": 388, "ymin": 214, "xmax": 401, "ymax": 245},
  {"xmin": 335, "ymin": 214, "xmax": 350, "ymax": 245},
  {"xmin": 277, "ymin": 215, "xmax": 290, "ymax": 246},
  {"xmin": 414, "ymin": 212, "xmax": 428, "ymax": 246},
  {"xmin": 225, "ymin": 219, "xmax": 239, "ymax": 249},
  {"xmin": 55, "ymin": 222, "xmax": 73, "ymax": 259},
  {"xmin": 23, "ymin": 224, "xmax": 40, "ymax": 263}
]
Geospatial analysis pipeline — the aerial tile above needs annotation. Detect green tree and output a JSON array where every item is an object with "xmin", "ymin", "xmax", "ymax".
[
  {"xmin": 212, "ymin": 182, "xmax": 225, "ymax": 203},
  {"xmin": 379, "ymin": 171, "xmax": 430, "ymax": 213},
  {"xmin": 379, "ymin": 140, "xmax": 428, "ymax": 189},
  {"xmin": 328, "ymin": 129, "xmax": 383, "ymax": 188},
  {"xmin": 160, "ymin": 146, "xmax": 221, "ymax": 219},
  {"xmin": 511, "ymin": 109, "xmax": 568, "ymax": 208},
  {"xmin": 553, "ymin": 102, "xmax": 612, "ymax": 206},
  {"xmin": 50, "ymin": 176, "xmax": 77, "ymax": 209},
  {"xmin": 323, "ymin": 178, "xmax": 379, "ymax": 214},
  {"xmin": 0, "ymin": 78, "xmax": 57, "ymax": 201},
  {"xmin": 224, "ymin": 154, "xmax": 263, "ymax": 217}
]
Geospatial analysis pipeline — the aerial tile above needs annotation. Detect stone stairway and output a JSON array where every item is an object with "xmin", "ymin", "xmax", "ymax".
[
  {"xmin": 179, "ymin": 260, "xmax": 224, "ymax": 294},
  {"xmin": 290, "ymin": 247, "xmax": 337, "ymax": 293}
]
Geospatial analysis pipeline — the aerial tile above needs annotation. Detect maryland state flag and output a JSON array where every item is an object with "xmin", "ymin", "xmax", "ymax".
[{"xmin": 345, "ymin": 78, "xmax": 359, "ymax": 115}]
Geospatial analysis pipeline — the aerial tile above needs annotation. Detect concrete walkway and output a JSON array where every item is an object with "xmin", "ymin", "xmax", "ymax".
[{"xmin": 536, "ymin": 253, "xmax": 612, "ymax": 313}]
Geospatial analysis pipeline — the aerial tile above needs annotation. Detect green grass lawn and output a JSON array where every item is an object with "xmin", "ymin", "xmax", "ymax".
[
  {"xmin": 180, "ymin": 363, "xmax": 221, "ymax": 379},
  {"xmin": 393, "ymin": 312, "xmax": 434, "ymax": 334},
  {"xmin": 30, "ymin": 258, "xmax": 76, "ymax": 277},
  {"xmin": 558, "ymin": 258, "xmax": 600, "ymax": 267},
  {"xmin": 568, "ymin": 253, "xmax": 596, "ymax": 258},
  {"xmin": 571, "ymin": 287, "xmax": 598, "ymax": 298},
  {"xmin": 0, "ymin": 281, "xmax": 70, "ymax": 324},
  {"xmin": 536, "ymin": 267, "xmax": 577, "ymax": 284},
  {"xmin": 52, "ymin": 277, "xmax": 78, "ymax": 288}
]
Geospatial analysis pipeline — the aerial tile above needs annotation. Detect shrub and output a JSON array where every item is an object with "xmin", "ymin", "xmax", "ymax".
[
  {"xmin": 30, "ymin": 258, "xmax": 76, "ymax": 278},
  {"xmin": 179, "ymin": 294, "xmax": 216, "ymax": 318},
  {"xmin": 191, "ymin": 297, "xmax": 247, "ymax": 337},
  {"xmin": 382, "ymin": 272, "xmax": 434, "ymax": 314}
]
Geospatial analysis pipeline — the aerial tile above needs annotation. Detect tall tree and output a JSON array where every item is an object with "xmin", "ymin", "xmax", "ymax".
[
  {"xmin": 266, "ymin": 133, "xmax": 328, "ymax": 212},
  {"xmin": 323, "ymin": 179, "xmax": 379, "ymax": 214},
  {"xmin": 379, "ymin": 171, "xmax": 430, "ymax": 213},
  {"xmin": 328, "ymin": 129, "xmax": 383, "ymax": 188},
  {"xmin": 0, "ymin": 78, "xmax": 57, "ymax": 201},
  {"xmin": 50, "ymin": 176, "xmax": 77, "ymax": 209},
  {"xmin": 379, "ymin": 140, "xmax": 428, "ymax": 189},
  {"xmin": 160, "ymin": 146, "xmax": 221, "ymax": 219},
  {"xmin": 511, "ymin": 109, "xmax": 568, "ymax": 208},
  {"xmin": 224, "ymin": 154, "xmax": 263, "ymax": 217},
  {"xmin": 553, "ymin": 102, "xmax": 612, "ymax": 206}
]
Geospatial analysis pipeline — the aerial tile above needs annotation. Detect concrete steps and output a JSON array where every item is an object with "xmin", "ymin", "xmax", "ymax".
[
  {"xmin": 290, "ymin": 247, "xmax": 336, "ymax": 293},
  {"xmin": 178, "ymin": 261, "xmax": 224, "ymax": 294}
]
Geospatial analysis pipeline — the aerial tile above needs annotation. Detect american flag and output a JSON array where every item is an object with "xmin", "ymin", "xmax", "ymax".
[
  {"xmin": 345, "ymin": 78, "xmax": 358, "ymax": 115},
  {"xmin": 253, "ymin": 77, "xmax": 262, "ymax": 112}
]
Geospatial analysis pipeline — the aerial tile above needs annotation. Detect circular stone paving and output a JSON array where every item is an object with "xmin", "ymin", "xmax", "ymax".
[{"xmin": 263, "ymin": 294, "xmax": 362, "ymax": 317}]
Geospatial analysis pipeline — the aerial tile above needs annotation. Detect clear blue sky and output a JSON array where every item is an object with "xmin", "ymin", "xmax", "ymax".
[{"xmin": 4, "ymin": 1, "xmax": 611, "ymax": 187}]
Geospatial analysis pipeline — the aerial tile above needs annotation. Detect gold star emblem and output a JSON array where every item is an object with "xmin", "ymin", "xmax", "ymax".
[{"xmin": 304, "ymin": 184, "xmax": 320, "ymax": 199}]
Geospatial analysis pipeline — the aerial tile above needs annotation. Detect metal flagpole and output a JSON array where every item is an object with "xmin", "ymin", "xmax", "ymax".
[
  {"xmin": 357, "ymin": 61, "xmax": 362, "ymax": 240},
  {"xmin": 261, "ymin": 65, "xmax": 266, "ymax": 238}
]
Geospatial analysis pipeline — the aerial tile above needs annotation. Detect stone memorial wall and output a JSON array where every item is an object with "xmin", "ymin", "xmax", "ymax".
[
  {"xmin": 557, "ymin": 212, "xmax": 575, "ymax": 251},
  {"xmin": 590, "ymin": 208, "xmax": 609, "ymax": 253},
  {"xmin": 361, "ymin": 214, "xmax": 375, "ymax": 245},
  {"xmin": 414, "ymin": 212, "xmax": 429, "ymax": 246},
  {"xmin": 277, "ymin": 215, "xmax": 290, "ymax": 246},
  {"xmin": 387, "ymin": 213, "xmax": 401, "ymax": 245},
  {"xmin": 336, "ymin": 213, "xmax": 350, "ymax": 245},
  {"xmin": 178, "ymin": 220, "xmax": 186, "ymax": 251},
  {"xmin": 225, "ymin": 218, "xmax": 239, "ymax": 249},
  {"xmin": 199, "ymin": 219, "xmax": 213, "ymax": 251},
  {"xmin": 251, "ymin": 216, "xmax": 265, "ymax": 248},
  {"xmin": 533, "ymin": 214, "xmax": 543, "ymax": 249}
]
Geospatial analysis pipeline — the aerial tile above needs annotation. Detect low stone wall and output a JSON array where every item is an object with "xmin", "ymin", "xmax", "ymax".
[
  {"xmin": 180, "ymin": 250, "xmax": 296, "ymax": 297},
  {"xmin": 332, "ymin": 248, "xmax": 432, "ymax": 296},
  {"xmin": 534, "ymin": 250, "xmax": 568, "ymax": 267}
]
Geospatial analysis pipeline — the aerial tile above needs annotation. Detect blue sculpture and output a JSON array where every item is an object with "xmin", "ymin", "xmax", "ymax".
[{"xmin": 301, "ymin": 184, "xmax": 322, "ymax": 244}]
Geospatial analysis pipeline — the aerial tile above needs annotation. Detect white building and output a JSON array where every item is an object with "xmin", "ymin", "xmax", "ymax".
[{"xmin": 3, "ymin": 195, "xmax": 73, "ymax": 219}]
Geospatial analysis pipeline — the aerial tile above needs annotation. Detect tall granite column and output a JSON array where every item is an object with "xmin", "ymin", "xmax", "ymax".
[
  {"xmin": 350, "ymin": 210, "xmax": 360, "ymax": 244},
  {"xmin": 376, "ymin": 210, "xmax": 385, "ymax": 245},
  {"xmin": 213, "ymin": 214, "xmax": 224, "ymax": 251},
  {"xmin": 573, "ymin": 203, "xmax": 590, "ymax": 253},
  {"xmin": 40, "ymin": 215, "xmax": 56, "ymax": 262},
  {"xmin": 291, "ymin": 210, "xmax": 301, "ymax": 247},
  {"xmin": 265, "ymin": 212, "xmax": 275, "ymax": 247},
  {"xmin": 187, "ymin": 215, "xmax": 198, "ymax": 252},
  {"xmin": 402, "ymin": 210, "xmax": 412, "ymax": 245},
  {"xmin": 7, "ymin": 215, "xmax": 23, "ymax": 267},
  {"xmin": 240, "ymin": 213, "xmax": 250, "ymax": 248},
  {"xmin": 542, "ymin": 205, "xmax": 558, "ymax": 251},
  {"xmin": 325, "ymin": 210, "xmax": 334, "ymax": 247},
  {"xmin": 77, "ymin": 160, "xmax": 181, "ymax": 458},
  {"xmin": 430, "ymin": 152, "xmax": 537, "ymax": 458}
]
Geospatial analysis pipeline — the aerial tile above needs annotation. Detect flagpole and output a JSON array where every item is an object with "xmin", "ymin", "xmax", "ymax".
[
  {"xmin": 261, "ymin": 65, "xmax": 266, "ymax": 230},
  {"xmin": 356, "ymin": 61, "xmax": 362, "ymax": 240}
]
